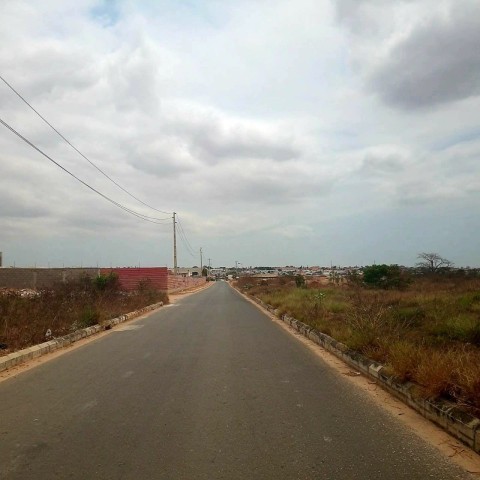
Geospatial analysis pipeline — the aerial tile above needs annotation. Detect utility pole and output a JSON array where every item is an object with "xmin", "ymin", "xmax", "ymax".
[
  {"xmin": 200, "ymin": 247, "xmax": 203, "ymax": 273},
  {"xmin": 173, "ymin": 212, "xmax": 178, "ymax": 275}
]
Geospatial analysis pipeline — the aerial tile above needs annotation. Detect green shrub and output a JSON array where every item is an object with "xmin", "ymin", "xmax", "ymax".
[
  {"xmin": 78, "ymin": 306, "xmax": 99, "ymax": 328},
  {"xmin": 432, "ymin": 315, "xmax": 480, "ymax": 345},
  {"xmin": 94, "ymin": 272, "xmax": 119, "ymax": 291},
  {"xmin": 362, "ymin": 264, "xmax": 410, "ymax": 290},
  {"xmin": 295, "ymin": 274, "xmax": 306, "ymax": 288}
]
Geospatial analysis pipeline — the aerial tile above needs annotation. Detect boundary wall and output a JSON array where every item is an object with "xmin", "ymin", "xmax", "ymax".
[
  {"xmin": 0, "ymin": 268, "xmax": 99, "ymax": 289},
  {"xmin": 0, "ymin": 267, "xmax": 206, "ymax": 293},
  {"xmin": 167, "ymin": 275, "xmax": 206, "ymax": 293},
  {"xmin": 100, "ymin": 267, "xmax": 168, "ymax": 291},
  {"xmin": 100, "ymin": 268, "xmax": 206, "ymax": 292}
]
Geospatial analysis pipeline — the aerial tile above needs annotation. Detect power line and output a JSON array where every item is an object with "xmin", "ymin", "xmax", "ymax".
[
  {"xmin": 0, "ymin": 74, "xmax": 171, "ymax": 215},
  {"xmin": 0, "ymin": 116, "xmax": 172, "ymax": 224},
  {"xmin": 176, "ymin": 215, "xmax": 196, "ymax": 257},
  {"xmin": 177, "ymin": 225, "xmax": 195, "ymax": 257},
  {"xmin": 176, "ymin": 216, "xmax": 196, "ymax": 253},
  {"xmin": 177, "ymin": 218, "xmax": 195, "ymax": 253}
]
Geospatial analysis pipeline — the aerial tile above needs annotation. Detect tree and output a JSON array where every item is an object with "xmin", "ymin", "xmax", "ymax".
[
  {"xmin": 202, "ymin": 267, "xmax": 208, "ymax": 277},
  {"xmin": 362, "ymin": 264, "xmax": 409, "ymax": 290},
  {"xmin": 416, "ymin": 253, "xmax": 453, "ymax": 273},
  {"xmin": 295, "ymin": 274, "xmax": 306, "ymax": 288},
  {"xmin": 329, "ymin": 270, "xmax": 341, "ymax": 286}
]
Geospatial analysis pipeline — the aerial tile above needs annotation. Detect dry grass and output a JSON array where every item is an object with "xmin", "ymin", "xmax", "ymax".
[
  {"xmin": 0, "ymin": 275, "xmax": 168, "ymax": 355},
  {"xmin": 237, "ymin": 275, "xmax": 480, "ymax": 413}
]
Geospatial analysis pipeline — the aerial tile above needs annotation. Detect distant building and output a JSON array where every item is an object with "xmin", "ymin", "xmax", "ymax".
[{"xmin": 171, "ymin": 267, "xmax": 202, "ymax": 277}]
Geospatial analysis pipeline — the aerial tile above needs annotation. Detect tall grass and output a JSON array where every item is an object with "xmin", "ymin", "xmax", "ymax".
[{"xmin": 0, "ymin": 275, "xmax": 168, "ymax": 354}]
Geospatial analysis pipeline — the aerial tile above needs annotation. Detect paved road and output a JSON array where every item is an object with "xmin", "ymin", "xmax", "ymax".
[{"xmin": 0, "ymin": 282, "xmax": 472, "ymax": 479}]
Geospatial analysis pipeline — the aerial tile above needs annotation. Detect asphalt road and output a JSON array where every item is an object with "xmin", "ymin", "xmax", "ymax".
[{"xmin": 0, "ymin": 281, "xmax": 472, "ymax": 479}]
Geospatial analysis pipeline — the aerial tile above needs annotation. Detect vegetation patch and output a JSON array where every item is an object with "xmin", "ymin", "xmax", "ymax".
[{"xmin": 0, "ymin": 273, "xmax": 168, "ymax": 354}]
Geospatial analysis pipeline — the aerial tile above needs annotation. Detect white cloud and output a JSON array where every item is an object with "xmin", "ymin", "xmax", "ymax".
[{"xmin": 0, "ymin": 0, "xmax": 479, "ymax": 267}]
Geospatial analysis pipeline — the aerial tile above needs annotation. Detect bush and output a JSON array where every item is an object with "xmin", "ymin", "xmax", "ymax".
[
  {"xmin": 295, "ymin": 274, "xmax": 306, "ymax": 288},
  {"xmin": 0, "ymin": 274, "xmax": 168, "ymax": 354},
  {"xmin": 362, "ymin": 264, "xmax": 410, "ymax": 290},
  {"xmin": 94, "ymin": 272, "xmax": 119, "ymax": 291},
  {"xmin": 78, "ymin": 306, "xmax": 99, "ymax": 328}
]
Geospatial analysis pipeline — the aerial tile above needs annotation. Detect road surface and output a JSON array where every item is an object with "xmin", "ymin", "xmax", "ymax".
[{"xmin": 0, "ymin": 281, "xmax": 473, "ymax": 479}]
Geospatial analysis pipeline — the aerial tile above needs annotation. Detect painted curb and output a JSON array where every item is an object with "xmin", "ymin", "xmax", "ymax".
[
  {"xmin": 248, "ymin": 294, "xmax": 480, "ymax": 454},
  {"xmin": 0, "ymin": 301, "xmax": 164, "ymax": 373}
]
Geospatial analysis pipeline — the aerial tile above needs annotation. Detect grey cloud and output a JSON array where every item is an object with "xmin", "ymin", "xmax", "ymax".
[
  {"xmin": 0, "ymin": 189, "xmax": 49, "ymax": 218},
  {"xmin": 105, "ymin": 41, "xmax": 162, "ymax": 114},
  {"xmin": 395, "ymin": 181, "xmax": 459, "ymax": 205},
  {"xmin": 201, "ymin": 161, "xmax": 333, "ymax": 205},
  {"xmin": 335, "ymin": 0, "xmax": 384, "ymax": 32},
  {"xmin": 167, "ymin": 111, "xmax": 301, "ymax": 164},
  {"xmin": 4, "ymin": 44, "xmax": 96, "ymax": 102},
  {"xmin": 360, "ymin": 148, "xmax": 411, "ymax": 175},
  {"xmin": 369, "ymin": 3, "xmax": 480, "ymax": 109},
  {"xmin": 192, "ymin": 127, "xmax": 300, "ymax": 163},
  {"xmin": 123, "ymin": 136, "xmax": 197, "ymax": 178}
]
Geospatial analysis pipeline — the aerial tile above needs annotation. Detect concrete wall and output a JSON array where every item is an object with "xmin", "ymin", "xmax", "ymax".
[
  {"xmin": 167, "ymin": 275, "xmax": 206, "ymax": 293},
  {"xmin": 0, "ymin": 268, "xmax": 99, "ymax": 289}
]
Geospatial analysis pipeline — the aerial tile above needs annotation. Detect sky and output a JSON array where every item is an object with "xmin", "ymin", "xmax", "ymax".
[{"xmin": 1, "ymin": 0, "xmax": 480, "ymax": 268}]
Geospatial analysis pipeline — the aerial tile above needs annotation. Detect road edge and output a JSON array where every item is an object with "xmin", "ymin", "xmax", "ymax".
[
  {"xmin": 232, "ymin": 285, "xmax": 480, "ymax": 455},
  {"xmin": 0, "ymin": 300, "xmax": 165, "ymax": 373}
]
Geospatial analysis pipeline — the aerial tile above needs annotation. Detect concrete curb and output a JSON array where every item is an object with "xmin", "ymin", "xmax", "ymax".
[
  {"xmin": 0, "ymin": 301, "xmax": 165, "ymax": 373},
  {"xmin": 248, "ymin": 294, "xmax": 480, "ymax": 454}
]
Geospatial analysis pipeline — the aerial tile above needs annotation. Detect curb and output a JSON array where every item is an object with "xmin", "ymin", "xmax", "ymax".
[
  {"xmin": 0, "ymin": 301, "xmax": 165, "ymax": 373},
  {"xmin": 247, "ymin": 294, "xmax": 480, "ymax": 454}
]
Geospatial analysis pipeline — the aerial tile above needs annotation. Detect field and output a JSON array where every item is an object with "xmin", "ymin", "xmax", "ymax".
[
  {"xmin": 0, "ymin": 273, "xmax": 168, "ymax": 355},
  {"xmin": 236, "ymin": 275, "xmax": 480, "ymax": 414}
]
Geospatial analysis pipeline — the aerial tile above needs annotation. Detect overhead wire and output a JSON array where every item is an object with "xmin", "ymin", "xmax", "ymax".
[
  {"xmin": 0, "ymin": 116, "xmax": 172, "ymax": 225},
  {"xmin": 177, "ymin": 227, "xmax": 196, "ymax": 257},
  {"xmin": 177, "ymin": 216, "xmax": 195, "ymax": 253},
  {"xmin": 0, "ymin": 74, "xmax": 171, "ymax": 215},
  {"xmin": 176, "ymin": 215, "xmax": 196, "ymax": 257}
]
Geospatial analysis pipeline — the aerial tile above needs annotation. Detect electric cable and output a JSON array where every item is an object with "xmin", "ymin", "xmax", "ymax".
[
  {"xmin": 0, "ymin": 116, "xmax": 172, "ymax": 224},
  {"xmin": 176, "ymin": 224, "xmax": 196, "ymax": 257},
  {"xmin": 177, "ymin": 220, "xmax": 195, "ymax": 254},
  {"xmin": 177, "ymin": 227, "xmax": 196, "ymax": 257},
  {"xmin": 0, "ymin": 74, "xmax": 171, "ymax": 215},
  {"xmin": 176, "ymin": 215, "xmax": 196, "ymax": 257}
]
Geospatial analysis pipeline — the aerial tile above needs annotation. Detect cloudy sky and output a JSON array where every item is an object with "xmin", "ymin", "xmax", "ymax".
[{"xmin": 1, "ymin": 0, "xmax": 479, "ymax": 268}]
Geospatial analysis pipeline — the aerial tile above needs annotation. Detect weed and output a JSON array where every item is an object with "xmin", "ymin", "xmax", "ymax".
[
  {"xmin": 0, "ymin": 276, "xmax": 168, "ymax": 354},
  {"xmin": 386, "ymin": 341, "xmax": 421, "ymax": 381}
]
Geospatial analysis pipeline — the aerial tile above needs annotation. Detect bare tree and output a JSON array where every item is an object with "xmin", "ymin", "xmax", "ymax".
[{"xmin": 416, "ymin": 252, "xmax": 453, "ymax": 273}]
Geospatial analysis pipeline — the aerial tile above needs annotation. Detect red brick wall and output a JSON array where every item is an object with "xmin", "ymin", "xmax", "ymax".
[
  {"xmin": 100, "ymin": 267, "xmax": 169, "ymax": 291},
  {"xmin": 100, "ymin": 268, "xmax": 206, "ymax": 292}
]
